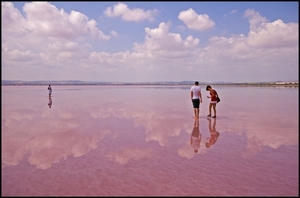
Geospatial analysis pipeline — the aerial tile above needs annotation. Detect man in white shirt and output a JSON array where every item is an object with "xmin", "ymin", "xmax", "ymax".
[{"xmin": 190, "ymin": 81, "xmax": 203, "ymax": 119}]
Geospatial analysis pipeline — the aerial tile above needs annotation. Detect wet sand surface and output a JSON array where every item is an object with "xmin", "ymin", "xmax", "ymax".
[{"xmin": 2, "ymin": 85, "xmax": 298, "ymax": 196}]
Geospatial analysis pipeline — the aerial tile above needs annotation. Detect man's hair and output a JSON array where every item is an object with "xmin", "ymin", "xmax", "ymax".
[
  {"xmin": 195, "ymin": 81, "xmax": 199, "ymax": 85},
  {"xmin": 206, "ymin": 85, "xmax": 211, "ymax": 91}
]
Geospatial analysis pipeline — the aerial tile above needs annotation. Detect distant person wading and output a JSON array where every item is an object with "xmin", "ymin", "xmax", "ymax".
[{"xmin": 48, "ymin": 85, "xmax": 52, "ymax": 97}]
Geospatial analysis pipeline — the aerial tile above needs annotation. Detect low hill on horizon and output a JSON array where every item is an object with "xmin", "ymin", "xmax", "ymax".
[{"xmin": 1, "ymin": 80, "xmax": 298, "ymax": 86}]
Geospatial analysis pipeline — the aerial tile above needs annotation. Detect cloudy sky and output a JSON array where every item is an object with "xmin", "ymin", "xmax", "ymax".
[{"xmin": 2, "ymin": 1, "xmax": 298, "ymax": 83}]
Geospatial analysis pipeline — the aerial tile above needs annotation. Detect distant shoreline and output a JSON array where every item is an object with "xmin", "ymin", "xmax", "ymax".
[
  {"xmin": 1, "ymin": 83, "xmax": 298, "ymax": 87},
  {"xmin": 2, "ymin": 80, "xmax": 298, "ymax": 87}
]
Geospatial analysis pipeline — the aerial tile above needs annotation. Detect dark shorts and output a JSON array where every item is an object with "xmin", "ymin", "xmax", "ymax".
[{"xmin": 192, "ymin": 99, "xmax": 200, "ymax": 108}]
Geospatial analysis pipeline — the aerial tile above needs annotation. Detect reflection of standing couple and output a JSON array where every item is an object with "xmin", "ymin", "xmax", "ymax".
[{"xmin": 190, "ymin": 117, "xmax": 220, "ymax": 152}]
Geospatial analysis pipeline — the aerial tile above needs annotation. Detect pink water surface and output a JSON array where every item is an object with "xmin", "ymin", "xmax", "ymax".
[{"xmin": 2, "ymin": 85, "xmax": 298, "ymax": 196}]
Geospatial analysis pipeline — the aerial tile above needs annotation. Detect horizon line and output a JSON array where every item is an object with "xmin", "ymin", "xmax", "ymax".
[{"xmin": 2, "ymin": 80, "xmax": 299, "ymax": 83}]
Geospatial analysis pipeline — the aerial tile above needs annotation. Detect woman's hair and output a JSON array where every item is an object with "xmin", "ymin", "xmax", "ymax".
[{"xmin": 206, "ymin": 85, "xmax": 211, "ymax": 91}]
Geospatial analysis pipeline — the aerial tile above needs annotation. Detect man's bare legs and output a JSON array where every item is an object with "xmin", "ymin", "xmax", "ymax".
[{"xmin": 194, "ymin": 108, "xmax": 199, "ymax": 118}]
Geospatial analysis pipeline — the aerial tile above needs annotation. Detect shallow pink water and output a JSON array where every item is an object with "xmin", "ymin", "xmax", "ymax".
[{"xmin": 2, "ymin": 85, "xmax": 298, "ymax": 196}]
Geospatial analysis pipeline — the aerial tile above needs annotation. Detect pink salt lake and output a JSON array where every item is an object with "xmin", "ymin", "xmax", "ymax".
[{"xmin": 2, "ymin": 85, "xmax": 298, "ymax": 196}]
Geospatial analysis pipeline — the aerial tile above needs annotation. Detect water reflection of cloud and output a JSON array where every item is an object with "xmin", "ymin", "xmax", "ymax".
[
  {"xmin": 177, "ymin": 143, "xmax": 195, "ymax": 159},
  {"xmin": 2, "ymin": 134, "xmax": 29, "ymax": 167},
  {"xmin": 242, "ymin": 137, "xmax": 264, "ymax": 158},
  {"xmin": 2, "ymin": 86, "xmax": 298, "ymax": 170},
  {"xmin": 89, "ymin": 103, "xmax": 190, "ymax": 147},
  {"xmin": 4, "ymin": 109, "xmax": 35, "ymax": 124},
  {"xmin": 83, "ymin": 87, "xmax": 298, "ymax": 156},
  {"xmin": 106, "ymin": 148, "xmax": 153, "ymax": 165},
  {"xmin": 221, "ymin": 110, "xmax": 298, "ymax": 153},
  {"xmin": 137, "ymin": 116, "xmax": 185, "ymax": 147},
  {"xmin": 2, "ymin": 129, "xmax": 111, "ymax": 169},
  {"xmin": 177, "ymin": 137, "xmax": 209, "ymax": 159},
  {"xmin": 57, "ymin": 110, "xmax": 74, "ymax": 119},
  {"xmin": 27, "ymin": 129, "xmax": 110, "ymax": 169}
]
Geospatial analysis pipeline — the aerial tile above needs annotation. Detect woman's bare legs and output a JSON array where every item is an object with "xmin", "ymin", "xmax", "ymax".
[
  {"xmin": 208, "ymin": 103, "xmax": 217, "ymax": 117},
  {"xmin": 212, "ymin": 103, "xmax": 216, "ymax": 117},
  {"xmin": 208, "ymin": 103, "xmax": 212, "ymax": 116}
]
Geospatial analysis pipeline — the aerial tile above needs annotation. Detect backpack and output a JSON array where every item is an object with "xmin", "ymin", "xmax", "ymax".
[
  {"xmin": 217, "ymin": 95, "xmax": 220, "ymax": 103},
  {"xmin": 216, "ymin": 90, "xmax": 220, "ymax": 103}
]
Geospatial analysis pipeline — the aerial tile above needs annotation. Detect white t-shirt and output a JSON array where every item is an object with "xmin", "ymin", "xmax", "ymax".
[{"xmin": 190, "ymin": 85, "xmax": 201, "ymax": 99}]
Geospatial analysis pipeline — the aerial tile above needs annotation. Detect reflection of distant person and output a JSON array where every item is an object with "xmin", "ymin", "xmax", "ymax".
[
  {"xmin": 190, "ymin": 118, "xmax": 202, "ymax": 153},
  {"xmin": 205, "ymin": 118, "xmax": 220, "ymax": 148},
  {"xmin": 190, "ymin": 81, "xmax": 203, "ymax": 119},
  {"xmin": 206, "ymin": 85, "xmax": 218, "ymax": 118},
  {"xmin": 48, "ymin": 96, "xmax": 52, "ymax": 108},
  {"xmin": 48, "ymin": 85, "xmax": 52, "ymax": 97}
]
